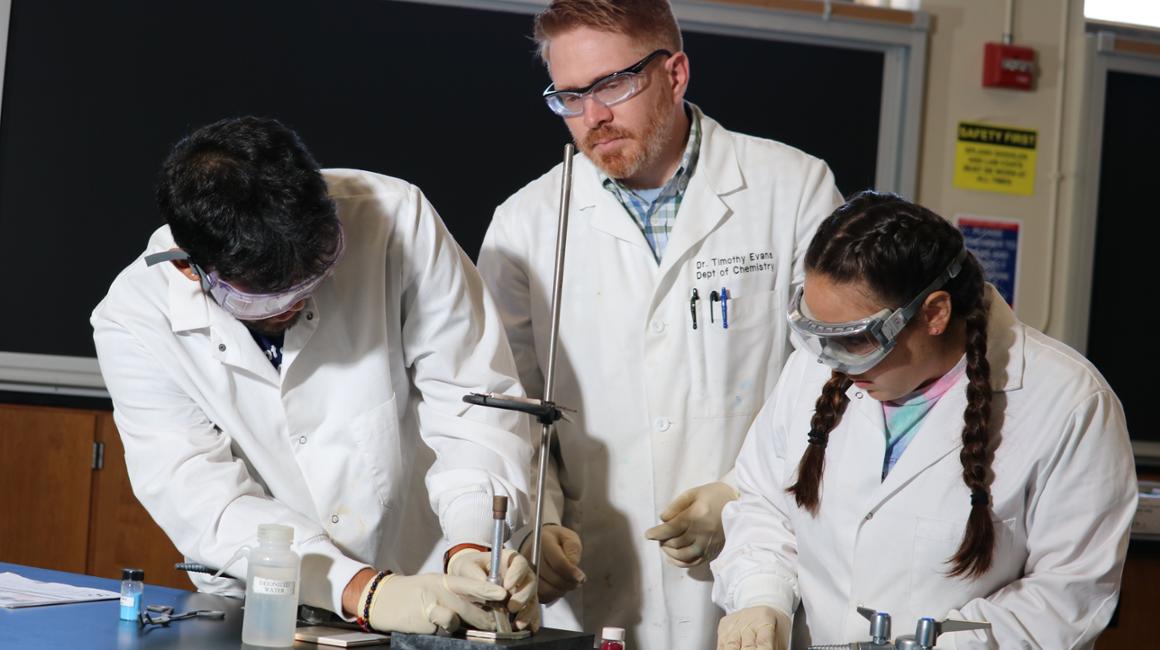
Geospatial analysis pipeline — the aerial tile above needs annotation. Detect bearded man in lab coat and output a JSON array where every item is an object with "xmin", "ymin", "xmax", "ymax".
[
  {"xmin": 92, "ymin": 116, "xmax": 540, "ymax": 634},
  {"xmin": 476, "ymin": 0, "xmax": 844, "ymax": 646}
]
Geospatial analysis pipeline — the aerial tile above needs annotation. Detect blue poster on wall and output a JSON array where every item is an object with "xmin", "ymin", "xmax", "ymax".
[{"xmin": 955, "ymin": 215, "xmax": 1020, "ymax": 307}]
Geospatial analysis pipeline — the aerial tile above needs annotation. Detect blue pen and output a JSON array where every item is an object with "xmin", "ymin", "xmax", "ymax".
[{"xmin": 720, "ymin": 287, "xmax": 729, "ymax": 329}]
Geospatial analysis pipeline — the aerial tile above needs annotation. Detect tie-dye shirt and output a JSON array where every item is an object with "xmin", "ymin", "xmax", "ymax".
[{"xmin": 880, "ymin": 355, "xmax": 967, "ymax": 479}]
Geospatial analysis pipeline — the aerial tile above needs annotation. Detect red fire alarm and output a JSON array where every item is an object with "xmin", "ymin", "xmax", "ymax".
[{"xmin": 983, "ymin": 42, "xmax": 1036, "ymax": 90}]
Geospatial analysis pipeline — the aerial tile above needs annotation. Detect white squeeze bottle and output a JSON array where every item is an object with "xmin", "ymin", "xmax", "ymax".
[{"xmin": 241, "ymin": 524, "xmax": 301, "ymax": 647}]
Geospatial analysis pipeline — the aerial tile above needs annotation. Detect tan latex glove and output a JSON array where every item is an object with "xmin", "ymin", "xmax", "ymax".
[
  {"xmin": 519, "ymin": 524, "xmax": 585, "ymax": 603},
  {"xmin": 446, "ymin": 548, "xmax": 541, "ymax": 631},
  {"xmin": 716, "ymin": 606, "xmax": 792, "ymax": 650},
  {"xmin": 645, "ymin": 481, "xmax": 739, "ymax": 567},
  {"xmin": 361, "ymin": 572, "xmax": 506, "ymax": 634}
]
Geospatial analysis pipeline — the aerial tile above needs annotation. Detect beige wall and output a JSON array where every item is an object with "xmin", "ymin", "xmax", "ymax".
[{"xmin": 915, "ymin": 0, "xmax": 1092, "ymax": 347}]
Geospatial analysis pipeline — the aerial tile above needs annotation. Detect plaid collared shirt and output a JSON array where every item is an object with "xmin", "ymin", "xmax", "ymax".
[{"xmin": 600, "ymin": 109, "xmax": 702, "ymax": 263}]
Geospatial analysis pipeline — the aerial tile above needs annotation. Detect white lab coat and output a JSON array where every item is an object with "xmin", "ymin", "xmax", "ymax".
[
  {"xmin": 478, "ymin": 108, "xmax": 842, "ymax": 648},
  {"xmin": 711, "ymin": 288, "xmax": 1137, "ymax": 649},
  {"xmin": 91, "ymin": 170, "xmax": 533, "ymax": 616}
]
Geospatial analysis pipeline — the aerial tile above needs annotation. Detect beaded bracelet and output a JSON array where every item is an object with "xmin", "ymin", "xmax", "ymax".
[{"xmin": 356, "ymin": 570, "xmax": 391, "ymax": 632}]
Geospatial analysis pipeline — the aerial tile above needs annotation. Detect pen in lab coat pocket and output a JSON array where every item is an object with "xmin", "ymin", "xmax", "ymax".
[
  {"xmin": 720, "ymin": 287, "xmax": 729, "ymax": 329},
  {"xmin": 690, "ymin": 288, "xmax": 700, "ymax": 330}
]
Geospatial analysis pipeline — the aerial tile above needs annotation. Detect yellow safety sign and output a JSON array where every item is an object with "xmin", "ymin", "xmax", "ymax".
[{"xmin": 953, "ymin": 122, "xmax": 1038, "ymax": 196}]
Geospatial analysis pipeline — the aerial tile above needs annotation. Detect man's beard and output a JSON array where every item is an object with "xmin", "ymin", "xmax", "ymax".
[
  {"xmin": 245, "ymin": 310, "xmax": 303, "ymax": 336},
  {"xmin": 580, "ymin": 93, "xmax": 674, "ymax": 182}
]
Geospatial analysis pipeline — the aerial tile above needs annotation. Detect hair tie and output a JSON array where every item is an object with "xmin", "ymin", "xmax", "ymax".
[
  {"xmin": 970, "ymin": 491, "xmax": 989, "ymax": 507},
  {"xmin": 807, "ymin": 429, "xmax": 828, "ymax": 446}
]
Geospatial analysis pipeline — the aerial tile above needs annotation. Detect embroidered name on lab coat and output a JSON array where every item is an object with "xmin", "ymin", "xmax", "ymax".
[{"xmin": 695, "ymin": 251, "xmax": 774, "ymax": 280}]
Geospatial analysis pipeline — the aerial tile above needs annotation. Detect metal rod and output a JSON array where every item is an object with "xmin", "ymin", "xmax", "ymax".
[
  {"xmin": 489, "ymin": 496, "xmax": 507, "ymax": 586},
  {"xmin": 530, "ymin": 422, "xmax": 554, "ymax": 581},
  {"xmin": 1002, "ymin": 0, "xmax": 1015, "ymax": 45},
  {"xmin": 531, "ymin": 143, "xmax": 575, "ymax": 582}
]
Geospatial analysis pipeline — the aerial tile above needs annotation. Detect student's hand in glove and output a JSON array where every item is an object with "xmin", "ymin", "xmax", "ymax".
[
  {"xmin": 644, "ymin": 480, "xmax": 739, "ymax": 567},
  {"xmin": 360, "ymin": 573, "xmax": 507, "ymax": 634},
  {"xmin": 519, "ymin": 524, "xmax": 586, "ymax": 603},
  {"xmin": 716, "ymin": 606, "xmax": 792, "ymax": 650},
  {"xmin": 446, "ymin": 547, "xmax": 541, "ymax": 631}
]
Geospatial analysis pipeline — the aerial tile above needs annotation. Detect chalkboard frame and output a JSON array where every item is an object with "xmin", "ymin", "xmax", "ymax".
[
  {"xmin": 1069, "ymin": 30, "xmax": 1160, "ymax": 463},
  {"xmin": 0, "ymin": 0, "xmax": 929, "ymax": 397}
]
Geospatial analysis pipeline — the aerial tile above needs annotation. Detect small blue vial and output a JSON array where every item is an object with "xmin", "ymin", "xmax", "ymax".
[{"xmin": 119, "ymin": 568, "xmax": 144, "ymax": 621}]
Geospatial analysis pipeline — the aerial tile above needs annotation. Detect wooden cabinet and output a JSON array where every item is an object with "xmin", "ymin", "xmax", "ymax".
[
  {"xmin": 1098, "ymin": 539, "xmax": 1160, "ymax": 649},
  {"xmin": 0, "ymin": 405, "xmax": 95, "ymax": 573},
  {"xmin": 87, "ymin": 412, "xmax": 189, "ymax": 589},
  {"xmin": 0, "ymin": 403, "xmax": 188, "ymax": 589}
]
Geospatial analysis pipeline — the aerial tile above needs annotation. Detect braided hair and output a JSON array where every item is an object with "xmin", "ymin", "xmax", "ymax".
[{"xmin": 786, "ymin": 191, "xmax": 995, "ymax": 578}]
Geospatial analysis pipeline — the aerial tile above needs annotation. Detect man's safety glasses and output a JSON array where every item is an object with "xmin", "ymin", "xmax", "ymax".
[{"xmin": 542, "ymin": 49, "xmax": 671, "ymax": 117}]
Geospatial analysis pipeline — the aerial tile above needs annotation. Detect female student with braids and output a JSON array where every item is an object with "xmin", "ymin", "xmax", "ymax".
[{"xmin": 710, "ymin": 192, "xmax": 1136, "ymax": 649}]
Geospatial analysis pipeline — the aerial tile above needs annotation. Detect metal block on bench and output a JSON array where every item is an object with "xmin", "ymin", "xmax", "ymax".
[{"xmin": 391, "ymin": 627, "xmax": 594, "ymax": 649}]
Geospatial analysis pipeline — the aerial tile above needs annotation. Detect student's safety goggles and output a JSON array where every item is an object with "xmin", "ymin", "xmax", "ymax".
[
  {"xmin": 787, "ymin": 249, "xmax": 967, "ymax": 375},
  {"xmin": 144, "ymin": 223, "xmax": 345, "ymax": 321}
]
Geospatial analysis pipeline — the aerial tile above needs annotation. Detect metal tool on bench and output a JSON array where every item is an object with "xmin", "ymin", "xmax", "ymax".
[
  {"xmin": 807, "ymin": 606, "xmax": 991, "ymax": 650},
  {"xmin": 465, "ymin": 496, "xmax": 531, "ymax": 642}
]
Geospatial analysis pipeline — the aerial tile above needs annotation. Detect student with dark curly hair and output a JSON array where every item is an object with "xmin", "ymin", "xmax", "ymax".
[
  {"xmin": 711, "ymin": 191, "xmax": 1135, "ymax": 649},
  {"xmin": 92, "ymin": 116, "xmax": 540, "ymax": 635}
]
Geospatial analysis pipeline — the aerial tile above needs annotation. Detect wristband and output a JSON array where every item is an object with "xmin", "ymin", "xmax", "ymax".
[{"xmin": 443, "ymin": 542, "xmax": 490, "ymax": 573}]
